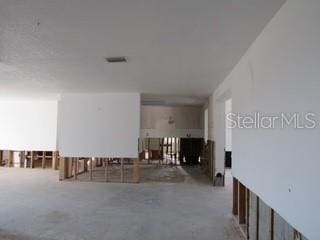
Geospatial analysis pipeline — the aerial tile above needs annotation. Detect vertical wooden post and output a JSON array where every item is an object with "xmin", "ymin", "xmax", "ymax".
[
  {"xmin": 256, "ymin": 196, "xmax": 260, "ymax": 240},
  {"xmin": 0, "ymin": 150, "xmax": 3, "ymax": 166},
  {"xmin": 121, "ymin": 158, "xmax": 124, "ymax": 183},
  {"xmin": 168, "ymin": 137, "xmax": 171, "ymax": 161},
  {"xmin": 19, "ymin": 151, "xmax": 24, "ymax": 168},
  {"xmin": 233, "ymin": 178, "xmax": 239, "ymax": 215},
  {"xmin": 74, "ymin": 157, "xmax": 78, "ymax": 180},
  {"xmin": 90, "ymin": 157, "xmax": 93, "ymax": 181},
  {"xmin": 133, "ymin": 158, "xmax": 140, "ymax": 183},
  {"xmin": 239, "ymin": 182, "xmax": 246, "ymax": 224},
  {"xmin": 53, "ymin": 151, "xmax": 59, "ymax": 170},
  {"xmin": 161, "ymin": 138, "xmax": 164, "ymax": 162},
  {"xmin": 176, "ymin": 138, "xmax": 179, "ymax": 163},
  {"xmin": 30, "ymin": 151, "xmax": 34, "ymax": 168},
  {"xmin": 59, "ymin": 157, "xmax": 67, "ymax": 180},
  {"xmin": 52, "ymin": 151, "xmax": 56, "ymax": 170},
  {"xmin": 147, "ymin": 139, "xmax": 150, "ymax": 164},
  {"xmin": 42, "ymin": 151, "xmax": 46, "ymax": 169},
  {"xmin": 270, "ymin": 208, "xmax": 274, "ymax": 240},
  {"xmin": 84, "ymin": 158, "xmax": 88, "ymax": 172},
  {"xmin": 8, "ymin": 150, "xmax": 14, "ymax": 167},
  {"xmin": 158, "ymin": 138, "xmax": 161, "ymax": 165},
  {"xmin": 104, "ymin": 158, "xmax": 109, "ymax": 182},
  {"xmin": 246, "ymin": 188, "xmax": 250, "ymax": 239}
]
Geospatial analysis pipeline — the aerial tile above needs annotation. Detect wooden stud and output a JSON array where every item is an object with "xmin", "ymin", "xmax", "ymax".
[
  {"xmin": 104, "ymin": 158, "xmax": 109, "ymax": 182},
  {"xmin": 256, "ymin": 196, "xmax": 260, "ymax": 240},
  {"xmin": 239, "ymin": 182, "xmax": 246, "ymax": 224},
  {"xmin": 52, "ymin": 151, "xmax": 57, "ymax": 170},
  {"xmin": 19, "ymin": 151, "xmax": 25, "ymax": 168},
  {"xmin": 233, "ymin": 178, "xmax": 239, "ymax": 215},
  {"xmin": 42, "ymin": 151, "xmax": 46, "ymax": 169},
  {"xmin": 147, "ymin": 139, "xmax": 150, "ymax": 164},
  {"xmin": 166, "ymin": 137, "xmax": 168, "ymax": 155},
  {"xmin": 270, "ymin": 208, "xmax": 274, "ymax": 240},
  {"xmin": 161, "ymin": 138, "xmax": 164, "ymax": 164},
  {"xmin": 68, "ymin": 157, "xmax": 73, "ymax": 177},
  {"xmin": 246, "ymin": 188, "xmax": 250, "ymax": 239},
  {"xmin": 168, "ymin": 137, "xmax": 171, "ymax": 160},
  {"xmin": 59, "ymin": 157, "xmax": 67, "ymax": 181},
  {"xmin": 84, "ymin": 158, "xmax": 88, "ymax": 172},
  {"xmin": 8, "ymin": 150, "xmax": 14, "ymax": 167},
  {"xmin": 158, "ymin": 138, "xmax": 161, "ymax": 165},
  {"xmin": 121, "ymin": 158, "xmax": 124, "ymax": 183},
  {"xmin": 0, "ymin": 150, "xmax": 3, "ymax": 165},
  {"xmin": 90, "ymin": 157, "xmax": 93, "ymax": 181},
  {"xmin": 175, "ymin": 137, "xmax": 178, "ymax": 165},
  {"xmin": 74, "ymin": 157, "xmax": 78, "ymax": 180},
  {"xmin": 30, "ymin": 151, "xmax": 34, "ymax": 168},
  {"xmin": 133, "ymin": 158, "xmax": 140, "ymax": 183}
]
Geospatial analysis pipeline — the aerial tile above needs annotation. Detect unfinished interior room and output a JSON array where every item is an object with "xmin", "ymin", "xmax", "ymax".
[{"xmin": 0, "ymin": 0, "xmax": 319, "ymax": 239}]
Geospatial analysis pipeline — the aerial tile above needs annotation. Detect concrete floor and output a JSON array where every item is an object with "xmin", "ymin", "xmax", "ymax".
[{"xmin": 0, "ymin": 167, "xmax": 244, "ymax": 240}]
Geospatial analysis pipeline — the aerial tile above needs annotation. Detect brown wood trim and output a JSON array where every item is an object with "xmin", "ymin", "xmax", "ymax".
[
  {"xmin": 233, "ymin": 178, "xmax": 239, "ymax": 215},
  {"xmin": 270, "ymin": 208, "xmax": 274, "ymax": 240},
  {"xmin": 256, "ymin": 196, "xmax": 260, "ymax": 240},
  {"xmin": 238, "ymin": 182, "xmax": 246, "ymax": 224},
  {"xmin": 246, "ymin": 188, "xmax": 250, "ymax": 239}
]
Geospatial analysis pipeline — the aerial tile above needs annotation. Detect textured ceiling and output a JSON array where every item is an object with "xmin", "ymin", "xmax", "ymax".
[{"xmin": 0, "ymin": 0, "xmax": 285, "ymax": 99}]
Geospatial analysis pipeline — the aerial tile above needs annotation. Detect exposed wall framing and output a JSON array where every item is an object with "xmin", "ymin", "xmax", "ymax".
[
  {"xmin": 59, "ymin": 157, "xmax": 140, "ymax": 184},
  {"xmin": 0, "ymin": 150, "xmax": 59, "ymax": 170},
  {"xmin": 232, "ymin": 177, "xmax": 309, "ymax": 240},
  {"xmin": 201, "ymin": 140, "xmax": 215, "ymax": 182}
]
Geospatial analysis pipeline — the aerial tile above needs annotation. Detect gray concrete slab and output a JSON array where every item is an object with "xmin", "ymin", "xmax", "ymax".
[{"xmin": 0, "ymin": 167, "xmax": 244, "ymax": 240}]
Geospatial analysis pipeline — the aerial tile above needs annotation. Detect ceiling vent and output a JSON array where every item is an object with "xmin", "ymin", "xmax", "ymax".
[{"xmin": 105, "ymin": 57, "xmax": 127, "ymax": 63}]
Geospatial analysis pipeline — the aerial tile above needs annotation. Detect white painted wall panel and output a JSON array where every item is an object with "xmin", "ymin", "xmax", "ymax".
[
  {"xmin": 0, "ymin": 100, "xmax": 58, "ymax": 151},
  {"xmin": 58, "ymin": 93, "xmax": 140, "ymax": 158},
  {"xmin": 141, "ymin": 105, "xmax": 204, "ymax": 138},
  {"xmin": 214, "ymin": 1, "xmax": 320, "ymax": 239},
  {"xmin": 225, "ymin": 99, "xmax": 232, "ymax": 151}
]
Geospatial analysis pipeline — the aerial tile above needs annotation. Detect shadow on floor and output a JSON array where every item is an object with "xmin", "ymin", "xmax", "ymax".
[
  {"xmin": 140, "ymin": 164, "xmax": 212, "ymax": 185},
  {"xmin": 0, "ymin": 229, "xmax": 54, "ymax": 240},
  {"xmin": 180, "ymin": 165, "xmax": 213, "ymax": 185}
]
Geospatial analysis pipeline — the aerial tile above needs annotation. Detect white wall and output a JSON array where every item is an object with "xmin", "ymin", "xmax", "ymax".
[
  {"xmin": 214, "ymin": 1, "xmax": 320, "ymax": 239},
  {"xmin": 204, "ymin": 108, "xmax": 208, "ymax": 142},
  {"xmin": 208, "ymin": 95, "xmax": 214, "ymax": 141},
  {"xmin": 58, "ymin": 93, "xmax": 140, "ymax": 158},
  {"xmin": 0, "ymin": 100, "xmax": 58, "ymax": 151},
  {"xmin": 225, "ymin": 99, "xmax": 232, "ymax": 152},
  {"xmin": 213, "ymin": 100, "xmax": 226, "ymax": 175},
  {"xmin": 140, "ymin": 105, "xmax": 204, "ymax": 138}
]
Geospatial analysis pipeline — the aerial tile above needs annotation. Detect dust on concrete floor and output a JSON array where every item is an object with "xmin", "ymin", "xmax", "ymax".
[
  {"xmin": 0, "ymin": 167, "xmax": 244, "ymax": 240},
  {"xmin": 73, "ymin": 163, "xmax": 213, "ymax": 184}
]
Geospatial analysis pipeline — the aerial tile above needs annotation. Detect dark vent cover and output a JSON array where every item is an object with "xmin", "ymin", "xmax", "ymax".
[{"xmin": 105, "ymin": 57, "xmax": 127, "ymax": 63}]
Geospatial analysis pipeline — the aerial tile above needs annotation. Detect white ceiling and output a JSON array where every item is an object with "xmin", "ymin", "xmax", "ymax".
[{"xmin": 0, "ymin": 0, "xmax": 285, "ymax": 99}]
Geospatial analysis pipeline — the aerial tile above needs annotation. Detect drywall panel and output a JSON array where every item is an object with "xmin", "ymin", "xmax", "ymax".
[
  {"xmin": 208, "ymin": 95, "xmax": 214, "ymax": 140},
  {"xmin": 213, "ymin": 101, "xmax": 226, "ymax": 175},
  {"xmin": 58, "ymin": 93, "xmax": 140, "ymax": 158},
  {"xmin": 225, "ymin": 99, "xmax": 232, "ymax": 151},
  {"xmin": 204, "ymin": 108, "xmax": 208, "ymax": 142},
  {"xmin": 214, "ymin": 1, "xmax": 320, "ymax": 239},
  {"xmin": 0, "ymin": 100, "xmax": 58, "ymax": 151},
  {"xmin": 141, "ymin": 105, "xmax": 204, "ymax": 138}
]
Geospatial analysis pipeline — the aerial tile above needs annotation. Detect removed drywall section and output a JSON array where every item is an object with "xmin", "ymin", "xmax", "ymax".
[
  {"xmin": 140, "ymin": 105, "xmax": 204, "ymax": 138},
  {"xmin": 58, "ymin": 93, "xmax": 140, "ymax": 158},
  {"xmin": 0, "ymin": 100, "xmax": 58, "ymax": 151},
  {"xmin": 215, "ymin": 1, "xmax": 320, "ymax": 238}
]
